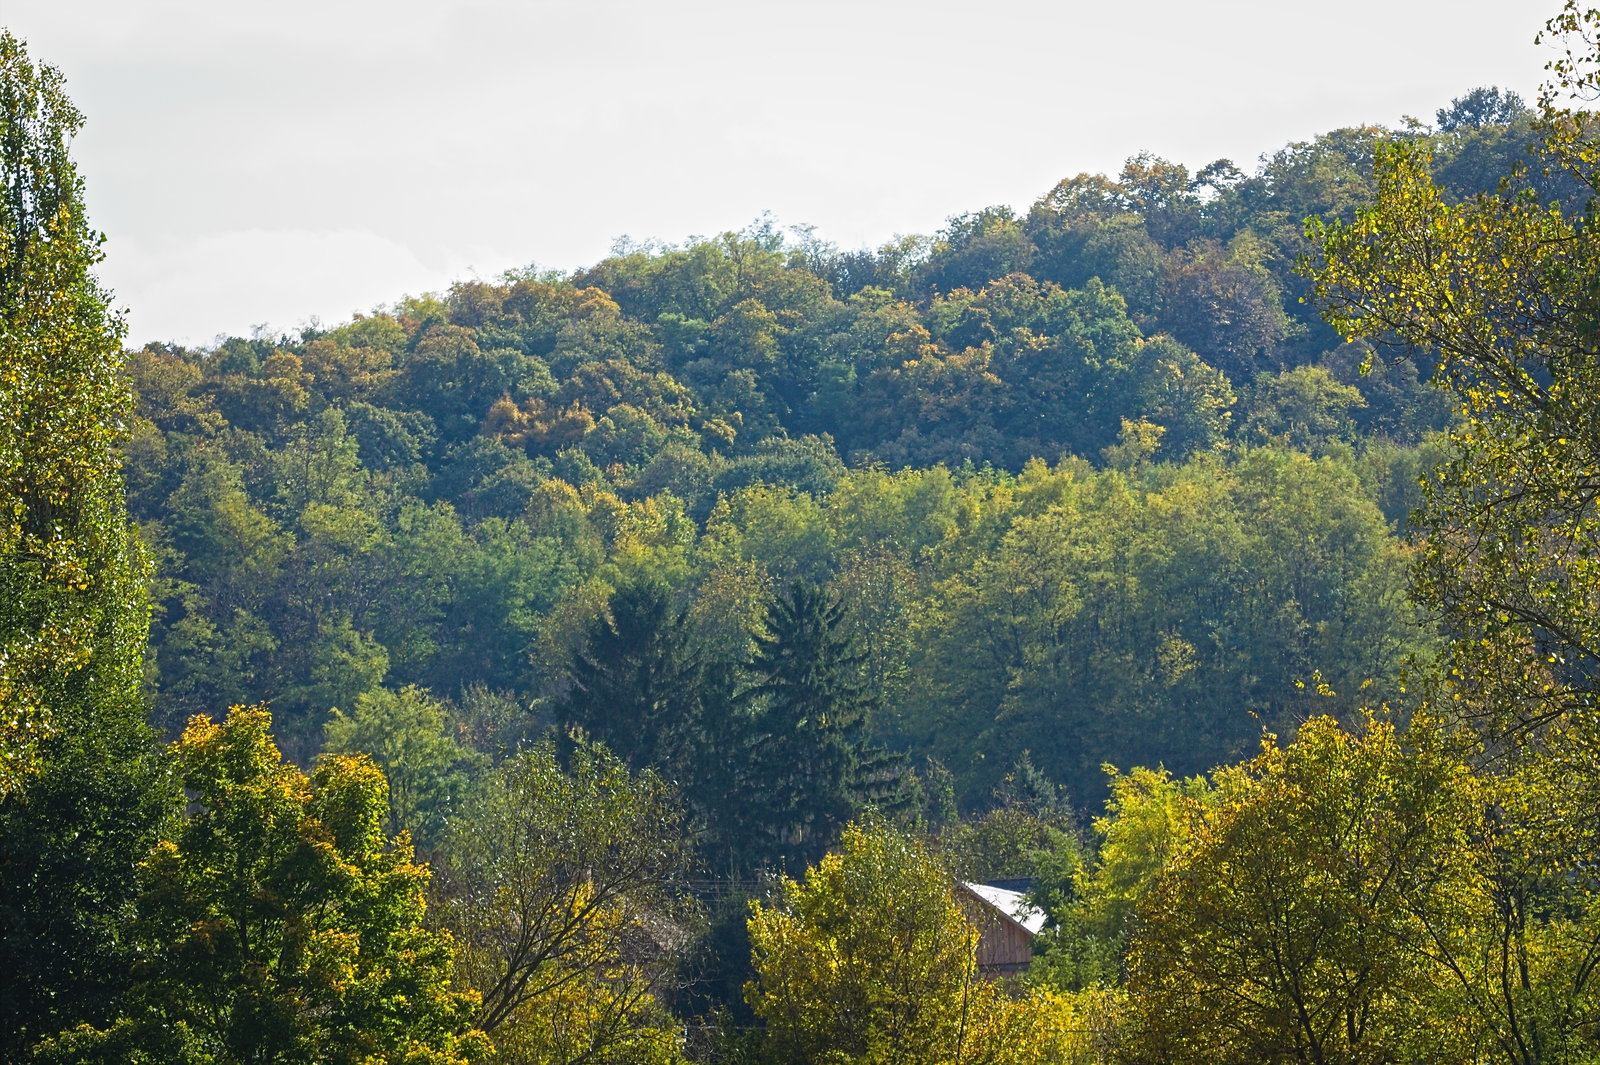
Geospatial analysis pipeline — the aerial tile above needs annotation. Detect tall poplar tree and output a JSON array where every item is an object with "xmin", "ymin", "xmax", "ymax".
[{"xmin": 0, "ymin": 32, "xmax": 171, "ymax": 1055}]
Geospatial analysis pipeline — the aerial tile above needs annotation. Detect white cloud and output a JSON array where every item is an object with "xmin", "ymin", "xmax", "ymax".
[
  {"xmin": 1, "ymin": 0, "xmax": 1563, "ymax": 344},
  {"xmin": 105, "ymin": 228, "xmax": 484, "ymax": 347}
]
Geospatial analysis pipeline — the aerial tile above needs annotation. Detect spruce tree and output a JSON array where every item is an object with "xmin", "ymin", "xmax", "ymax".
[
  {"xmin": 739, "ymin": 580, "xmax": 909, "ymax": 872},
  {"xmin": 560, "ymin": 578, "xmax": 702, "ymax": 777}
]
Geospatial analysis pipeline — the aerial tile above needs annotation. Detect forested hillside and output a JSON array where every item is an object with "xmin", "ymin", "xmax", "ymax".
[
  {"xmin": 12, "ymin": 3, "xmax": 1600, "ymax": 1061},
  {"xmin": 121, "ymin": 84, "xmax": 1559, "ymax": 817}
]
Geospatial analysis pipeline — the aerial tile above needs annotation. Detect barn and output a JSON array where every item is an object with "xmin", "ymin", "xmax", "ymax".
[{"xmin": 956, "ymin": 881, "xmax": 1048, "ymax": 979}]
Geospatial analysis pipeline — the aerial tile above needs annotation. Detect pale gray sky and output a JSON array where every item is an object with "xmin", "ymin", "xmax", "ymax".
[{"xmin": 0, "ymin": 0, "xmax": 1558, "ymax": 346}]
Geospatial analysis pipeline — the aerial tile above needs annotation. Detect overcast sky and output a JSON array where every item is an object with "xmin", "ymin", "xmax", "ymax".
[{"xmin": 0, "ymin": 0, "xmax": 1559, "ymax": 347}]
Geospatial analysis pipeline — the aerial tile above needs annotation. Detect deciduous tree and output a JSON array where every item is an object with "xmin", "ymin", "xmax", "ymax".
[
  {"xmin": 745, "ymin": 822, "xmax": 983, "ymax": 1065},
  {"xmin": 1309, "ymin": 21, "xmax": 1600, "ymax": 1057},
  {"xmin": 1124, "ymin": 716, "xmax": 1483, "ymax": 1065},
  {"xmin": 323, "ymin": 684, "xmax": 481, "ymax": 848},
  {"xmin": 42, "ymin": 706, "xmax": 484, "ymax": 1065},
  {"xmin": 0, "ymin": 32, "xmax": 171, "ymax": 1055},
  {"xmin": 433, "ymin": 739, "xmax": 690, "ymax": 1065}
]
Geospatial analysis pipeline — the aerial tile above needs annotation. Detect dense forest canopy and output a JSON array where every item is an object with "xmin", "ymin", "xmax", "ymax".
[
  {"xmin": 11, "ymin": 3, "xmax": 1600, "ymax": 1062},
  {"xmin": 117, "ymin": 80, "xmax": 1567, "ymax": 807}
]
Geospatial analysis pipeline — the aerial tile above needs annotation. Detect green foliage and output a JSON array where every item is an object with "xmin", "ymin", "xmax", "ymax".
[
  {"xmin": 1306, "ymin": 16, "xmax": 1600, "ymax": 1059},
  {"xmin": 1123, "ymin": 716, "xmax": 1483, "ymax": 1065},
  {"xmin": 745, "ymin": 822, "xmax": 982, "ymax": 1065},
  {"xmin": 63, "ymin": 43, "xmax": 1547, "ymax": 1049},
  {"xmin": 150, "ymin": 447, "xmax": 289, "ymax": 728},
  {"xmin": 733, "ymin": 580, "xmax": 911, "ymax": 873},
  {"xmin": 0, "ymin": 708, "xmax": 174, "ymax": 1058},
  {"xmin": 904, "ymin": 450, "xmax": 1425, "ymax": 802},
  {"xmin": 938, "ymin": 752, "xmax": 1073, "ymax": 882},
  {"xmin": 1241, "ymin": 364, "xmax": 1367, "ymax": 452},
  {"xmin": 1124, "ymin": 335, "xmax": 1236, "ymax": 459},
  {"xmin": 0, "ymin": 29, "xmax": 146, "ymax": 791},
  {"xmin": 50, "ymin": 706, "xmax": 485, "ymax": 1065},
  {"xmin": 1436, "ymin": 86, "xmax": 1529, "ymax": 132},
  {"xmin": 558, "ymin": 577, "xmax": 703, "ymax": 777},
  {"xmin": 1389, "ymin": 741, "xmax": 1600, "ymax": 1065},
  {"xmin": 434, "ymin": 739, "xmax": 689, "ymax": 1064},
  {"xmin": 110, "ymin": 97, "xmax": 1483, "ymax": 813},
  {"xmin": 0, "ymin": 32, "xmax": 171, "ymax": 1056},
  {"xmin": 323, "ymin": 684, "xmax": 482, "ymax": 848},
  {"xmin": 1309, "ymin": 75, "xmax": 1600, "ymax": 754},
  {"xmin": 747, "ymin": 822, "xmax": 1106, "ymax": 1065},
  {"xmin": 10, "ymin": 13, "xmax": 1591, "ymax": 1054},
  {"xmin": 1022, "ymin": 764, "xmax": 1212, "ymax": 996},
  {"xmin": 703, "ymin": 484, "xmax": 836, "ymax": 583}
]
